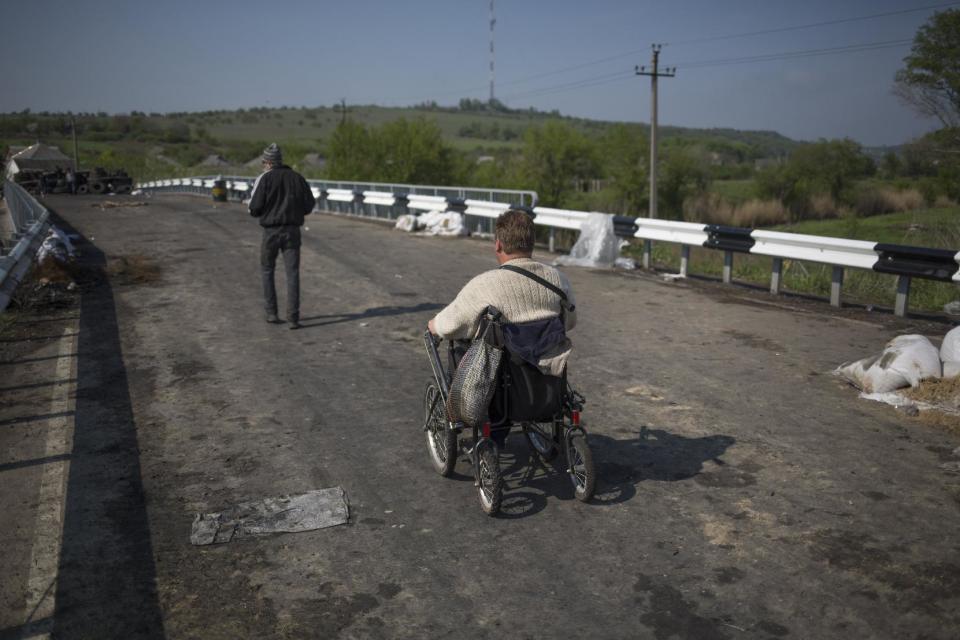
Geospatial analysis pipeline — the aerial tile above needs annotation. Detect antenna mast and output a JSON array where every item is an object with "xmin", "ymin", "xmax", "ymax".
[{"xmin": 489, "ymin": 0, "xmax": 496, "ymax": 104}]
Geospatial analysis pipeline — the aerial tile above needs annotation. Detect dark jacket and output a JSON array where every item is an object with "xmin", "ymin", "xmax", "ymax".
[{"xmin": 248, "ymin": 166, "xmax": 316, "ymax": 227}]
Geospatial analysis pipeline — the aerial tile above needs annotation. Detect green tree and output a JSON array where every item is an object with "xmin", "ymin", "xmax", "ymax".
[
  {"xmin": 376, "ymin": 118, "xmax": 461, "ymax": 184},
  {"xmin": 894, "ymin": 8, "xmax": 960, "ymax": 131},
  {"xmin": 598, "ymin": 124, "xmax": 648, "ymax": 215},
  {"xmin": 658, "ymin": 149, "xmax": 709, "ymax": 220},
  {"xmin": 757, "ymin": 139, "xmax": 873, "ymax": 216},
  {"xmin": 521, "ymin": 121, "xmax": 599, "ymax": 207},
  {"xmin": 326, "ymin": 120, "xmax": 376, "ymax": 180}
]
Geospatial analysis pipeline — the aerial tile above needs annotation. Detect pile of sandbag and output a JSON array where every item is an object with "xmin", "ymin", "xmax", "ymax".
[
  {"xmin": 835, "ymin": 328, "xmax": 960, "ymax": 393},
  {"xmin": 36, "ymin": 226, "xmax": 77, "ymax": 265},
  {"xmin": 940, "ymin": 326, "xmax": 960, "ymax": 378},
  {"xmin": 393, "ymin": 210, "xmax": 467, "ymax": 237}
]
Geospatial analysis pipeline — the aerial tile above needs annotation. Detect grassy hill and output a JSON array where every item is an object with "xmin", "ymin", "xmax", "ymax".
[{"xmin": 0, "ymin": 104, "xmax": 799, "ymax": 181}]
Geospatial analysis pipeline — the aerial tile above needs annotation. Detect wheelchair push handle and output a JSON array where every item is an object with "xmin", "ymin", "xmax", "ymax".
[{"xmin": 423, "ymin": 330, "xmax": 450, "ymax": 399}]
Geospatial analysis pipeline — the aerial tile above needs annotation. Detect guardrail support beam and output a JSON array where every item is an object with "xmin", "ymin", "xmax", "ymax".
[
  {"xmin": 830, "ymin": 266, "xmax": 844, "ymax": 307},
  {"xmin": 549, "ymin": 228, "xmax": 556, "ymax": 253},
  {"xmin": 722, "ymin": 251, "xmax": 733, "ymax": 284},
  {"xmin": 642, "ymin": 240, "xmax": 652, "ymax": 269},
  {"xmin": 895, "ymin": 275, "xmax": 911, "ymax": 317},
  {"xmin": 680, "ymin": 245, "xmax": 690, "ymax": 277},
  {"xmin": 770, "ymin": 258, "xmax": 783, "ymax": 294}
]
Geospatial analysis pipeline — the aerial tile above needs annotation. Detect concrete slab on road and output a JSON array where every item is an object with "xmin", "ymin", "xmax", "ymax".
[{"xmin": 2, "ymin": 193, "xmax": 959, "ymax": 639}]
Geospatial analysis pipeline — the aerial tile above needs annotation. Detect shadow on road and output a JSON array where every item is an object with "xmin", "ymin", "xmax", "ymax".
[
  {"xmin": 47, "ymin": 213, "xmax": 166, "ymax": 638},
  {"xmin": 299, "ymin": 302, "xmax": 444, "ymax": 329},
  {"xmin": 486, "ymin": 426, "xmax": 736, "ymax": 518}
]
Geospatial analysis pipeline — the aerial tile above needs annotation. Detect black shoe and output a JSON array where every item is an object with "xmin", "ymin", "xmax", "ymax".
[
  {"xmin": 288, "ymin": 320, "xmax": 302, "ymax": 330},
  {"xmin": 266, "ymin": 312, "xmax": 281, "ymax": 324}
]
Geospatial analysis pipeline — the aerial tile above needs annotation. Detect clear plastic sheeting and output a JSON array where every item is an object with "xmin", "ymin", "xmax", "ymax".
[
  {"xmin": 190, "ymin": 487, "xmax": 349, "ymax": 545},
  {"xmin": 835, "ymin": 334, "xmax": 942, "ymax": 393},
  {"xmin": 554, "ymin": 213, "xmax": 619, "ymax": 268}
]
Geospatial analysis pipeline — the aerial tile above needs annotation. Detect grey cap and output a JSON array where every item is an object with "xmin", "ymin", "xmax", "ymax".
[{"xmin": 261, "ymin": 143, "xmax": 282, "ymax": 165}]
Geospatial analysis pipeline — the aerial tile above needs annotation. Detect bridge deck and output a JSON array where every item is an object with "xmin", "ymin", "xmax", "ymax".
[{"xmin": 2, "ymin": 194, "xmax": 959, "ymax": 639}]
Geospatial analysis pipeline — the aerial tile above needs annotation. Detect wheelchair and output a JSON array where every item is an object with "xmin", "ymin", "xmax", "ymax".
[{"xmin": 422, "ymin": 326, "xmax": 595, "ymax": 516}]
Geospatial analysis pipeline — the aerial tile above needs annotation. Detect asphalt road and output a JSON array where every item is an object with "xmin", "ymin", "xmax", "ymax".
[{"xmin": 2, "ymin": 194, "xmax": 959, "ymax": 639}]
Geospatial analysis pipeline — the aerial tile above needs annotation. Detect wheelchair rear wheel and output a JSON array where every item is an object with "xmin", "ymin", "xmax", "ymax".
[
  {"xmin": 477, "ymin": 443, "xmax": 503, "ymax": 516},
  {"xmin": 424, "ymin": 383, "xmax": 457, "ymax": 476},
  {"xmin": 523, "ymin": 422, "xmax": 559, "ymax": 462},
  {"xmin": 566, "ymin": 433, "xmax": 595, "ymax": 502}
]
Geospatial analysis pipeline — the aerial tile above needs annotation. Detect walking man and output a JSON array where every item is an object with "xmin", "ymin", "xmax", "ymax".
[{"xmin": 249, "ymin": 143, "xmax": 316, "ymax": 329}]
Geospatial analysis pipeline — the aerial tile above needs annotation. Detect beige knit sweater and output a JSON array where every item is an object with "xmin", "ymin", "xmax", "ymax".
[{"xmin": 432, "ymin": 258, "xmax": 577, "ymax": 375}]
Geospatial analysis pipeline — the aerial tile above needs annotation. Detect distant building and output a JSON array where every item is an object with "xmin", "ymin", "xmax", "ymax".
[
  {"xmin": 4, "ymin": 142, "xmax": 73, "ymax": 179},
  {"xmin": 475, "ymin": 155, "xmax": 495, "ymax": 164},
  {"xmin": 302, "ymin": 153, "xmax": 326, "ymax": 169},
  {"xmin": 199, "ymin": 154, "xmax": 230, "ymax": 167}
]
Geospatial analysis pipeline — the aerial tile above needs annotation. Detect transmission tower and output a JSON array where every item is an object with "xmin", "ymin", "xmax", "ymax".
[{"xmin": 489, "ymin": 0, "xmax": 496, "ymax": 104}]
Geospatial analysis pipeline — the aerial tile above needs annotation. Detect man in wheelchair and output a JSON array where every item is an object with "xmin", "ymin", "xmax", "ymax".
[{"xmin": 427, "ymin": 209, "xmax": 577, "ymax": 446}]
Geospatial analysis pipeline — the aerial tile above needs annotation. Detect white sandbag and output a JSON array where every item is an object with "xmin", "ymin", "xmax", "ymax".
[
  {"xmin": 944, "ymin": 361, "xmax": 960, "ymax": 379},
  {"xmin": 419, "ymin": 210, "xmax": 467, "ymax": 237},
  {"xmin": 394, "ymin": 214, "xmax": 419, "ymax": 232},
  {"xmin": 555, "ymin": 213, "xmax": 619, "ymax": 268},
  {"xmin": 835, "ymin": 334, "xmax": 942, "ymax": 393},
  {"xmin": 940, "ymin": 326, "xmax": 960, "ymax": 363}
]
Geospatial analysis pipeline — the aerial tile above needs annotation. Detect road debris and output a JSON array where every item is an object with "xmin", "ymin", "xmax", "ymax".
[
  {"xmin": 190, "ymin": 487, "xmax": 349, "ymax": 545},
  {"xmin": 90, "ymin": 200, "xmax": 149, "ymax": 209}
]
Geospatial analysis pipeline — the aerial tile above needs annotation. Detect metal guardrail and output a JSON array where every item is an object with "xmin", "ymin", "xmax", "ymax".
[
  {"xmin": 137, "ymin": 176, "xmax": 959, "ymax": 318},
  {"xmin": 1, "ymin": 181, "xmax": 52, "ymax": 312}
]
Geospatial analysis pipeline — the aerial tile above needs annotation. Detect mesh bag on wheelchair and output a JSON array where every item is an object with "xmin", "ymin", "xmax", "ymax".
[{"xmin": 446, "ymin": 310, "xmax": 504, "ymax": 428}]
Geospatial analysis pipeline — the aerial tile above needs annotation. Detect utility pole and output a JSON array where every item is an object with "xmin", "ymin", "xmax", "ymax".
[
  {"xmin": 636, "ymin": 44, "xmax": 676, "ymax": 268},
  {"xmin": 336, "ymin": 98, "xmax": 352, "ymax": 126},
  {"xmin": 71, "ymin": 115, "xmax": 79, "ymax": 171},
  {"xmin": 489, "ymin": 0, "xmax": 496, "ymax": 104}
]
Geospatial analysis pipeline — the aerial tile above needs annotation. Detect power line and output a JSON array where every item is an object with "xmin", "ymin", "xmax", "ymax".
[
  {"xmin": 388, "ymin": 2, "xmax": 954, "ymax": 106},
  {"xmin": 459, "ymin": 1, "xmax": 958, "ymax": 98},
  {"xmin": 502, "ymin": 69, "xmax": 635, "ymax": 101},
  {"xmin": 668, "ymin": 1, "xmax": 959, "ymax": 46},
  {"xmin": 503, "ymin": 37, "xmax": 914, "ymax": 103},
  {"xmin": 675, "ymin": 38, "xmax": 913, "ymax": 70}
]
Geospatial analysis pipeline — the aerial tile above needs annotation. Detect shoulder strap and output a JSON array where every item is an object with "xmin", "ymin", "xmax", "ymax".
[{"xmin": 499, "ymin": 264, "xmax": 574, "ymax": 311}]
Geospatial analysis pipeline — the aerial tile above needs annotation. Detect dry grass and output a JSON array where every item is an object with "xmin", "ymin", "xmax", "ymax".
[
  {"xmin": 683, "ymin": 194, "xmax": 789, "ymax": 227},
  {"xmin": 106, "ymin": 254, "xmax": 161, "ymax": 285},
  {"xmin": 934, "ymin": 195, "xmax": 958, "ymax": 208},
  {"xmin": 808, "ymin": 194, "xmax": 846, "ymax": 220},
  {"xmin": 901, "ymin": 377, "xmax": 960, "ymax": 435},
  {"xmin": 730, "ymin": 199, "xmax": 790, "ymax": 227},
  {"xmin": 855, "ymin": 187, "xmax": 925, "ymax": 217}
]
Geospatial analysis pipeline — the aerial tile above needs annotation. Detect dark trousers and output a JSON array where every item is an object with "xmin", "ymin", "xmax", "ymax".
[{"xmin": 260, "ymin": 225, "xmax": 301, "ymax": 321}]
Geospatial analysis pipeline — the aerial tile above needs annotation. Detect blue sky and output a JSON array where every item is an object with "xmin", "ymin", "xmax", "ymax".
[{"xmin": 1, "ymin": 0, "xmax": 952, "ymax": 145}]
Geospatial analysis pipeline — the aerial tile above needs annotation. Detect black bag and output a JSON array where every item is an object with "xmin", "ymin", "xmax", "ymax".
[{"xmin": 502, "ymin": 358, "xmax": 563, "ymax": 422}]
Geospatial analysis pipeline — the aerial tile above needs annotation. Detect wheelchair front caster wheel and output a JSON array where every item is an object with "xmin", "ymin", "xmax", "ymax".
[
  {"xmin": 476, "ymin": 444, "xmax": 503, "ymax": 516},
  {"xmin": 566, "ymin": 433, "xmax": 595, "ymax": 502}
]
